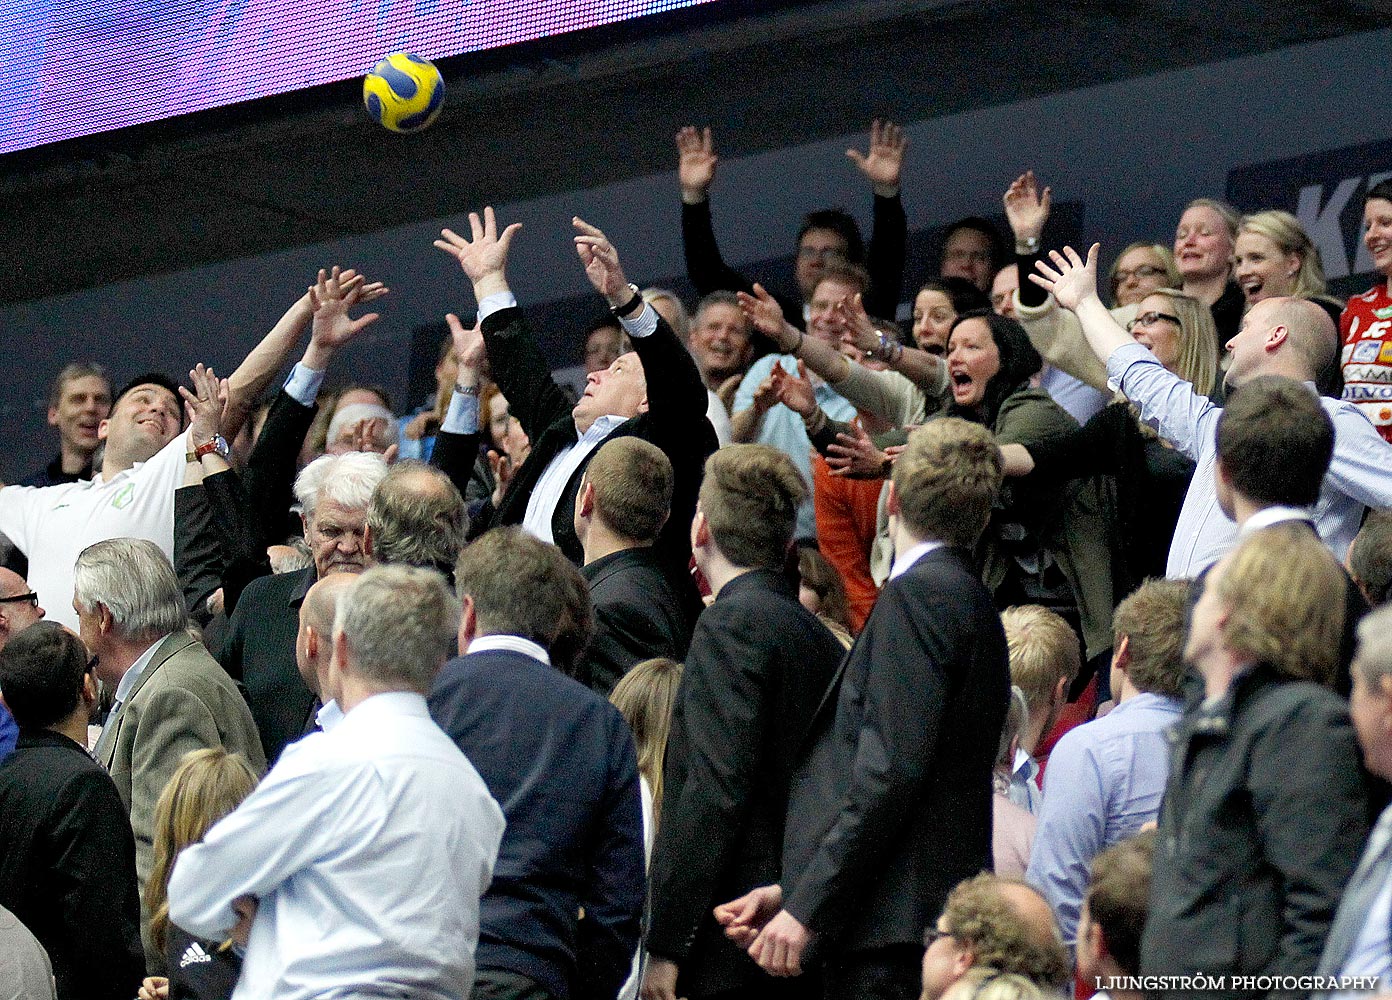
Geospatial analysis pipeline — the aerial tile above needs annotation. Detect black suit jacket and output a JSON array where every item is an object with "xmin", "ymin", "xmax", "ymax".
[
  {"xmin": 434, "ymin": 305, "xmax": 717, "ymax": 582},
  {"xmin": 647, "ymin": 569, "xmax": 844, "ymax": 994},
  {"xmin": 0, "ymin": 729, "xmax": 145, "ymax": 1000},
  {"xmin": 428, "ymin": 648, "xmax": 644, "ymax": 1000},
  {"xmin": 219, "ymin": 565, "xmax": 317, "ymax": 765},
  {"xmin": 781, "ymin": 546, "xmax": 1010, "ymax": 955},
  {"xmin": 580, "ymin": 547, "xmax": 692, "ymax": 694}
]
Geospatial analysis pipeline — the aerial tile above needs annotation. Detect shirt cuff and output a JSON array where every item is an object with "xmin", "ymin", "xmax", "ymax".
[
  {"xmin": 1105, "ymin": 341, "xmax": 1155, "ymax": 392},
  {"xmin": 283, "ymin": 362, "xmax": 325, "ymax": 406},
  {"xmin": 619, "ymin": 302, "xmax": 658, "ymax": 339},
  {"xmin": 477, "ymin": 291, "xmax": 518, "ymax": 323},
  {"xmin": 441, "ymin": 391, "xmax": 480, "ymax": 435}
]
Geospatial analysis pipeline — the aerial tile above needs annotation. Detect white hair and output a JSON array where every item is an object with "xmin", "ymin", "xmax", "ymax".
[
  {"xmin": 326, "ymin": 403, "xmax": 398, "ymax": 450},
  {"xmin": 294, "ymin": 452, "xmax": 389, "ymax": 519},
  {"xmin": 333, "ymin": 564, "xmax": 460, "ymax": 691},
  {"xmin": 74, "ymin": 538, "xmax": 188, "ymax": 640}
]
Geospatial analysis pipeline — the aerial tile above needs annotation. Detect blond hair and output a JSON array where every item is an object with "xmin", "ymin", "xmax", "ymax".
[
  {"xmin": 609, "ymin": 658, "xmax": 683, "ymax": 825},
  {"xmin": 1111, "ymin": 579, "xmax": 1189, "ymax": 698},
  {"xmin": 1000, "ymin": 606, "xmax": 1079, "ymax": 715},
  {"xmin": 146, "ymin": 749, "xmax": 259, "ymax": 950},
  {"xmin": 1239, "ymin": 210, "xmax": 1328, "ymax": 300},
  {"xmin": 699, "ymin": 445, "xmax": 806, "ymax": 569},
  {"xmin": 1216, "ymin": 523, "xmax": 1346, "ymax": 687},
  {"xmin": 892, "ymin": 419, "xmax": 1002, "ymax": 547},
  {"xmin": 942, "ymin": 968, "xmax": 1050, "ymax": 1000},
  {"xmin": 942, "ymin": 874, "xmax": 1071, "ymax": 989},
  {"xmin": 1140, "ymin": 288, "xmax": 1218, "ymax": 398},
  {"xmin": 1108, "ymin": 242, "xmax": 1181, "ymax": 305}
]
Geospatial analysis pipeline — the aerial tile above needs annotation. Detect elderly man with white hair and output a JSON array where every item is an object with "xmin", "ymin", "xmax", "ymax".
[
  {"xmin": 171, "ymin": 564, "xmax": 504, "ymax": 1000},
  {"xmin": 221, "ymin": 450, "xmax": 388, "ymax": 765},
  {"xmin": 81, "ymin": 538, "xmax": 264, "ymax": 973}
]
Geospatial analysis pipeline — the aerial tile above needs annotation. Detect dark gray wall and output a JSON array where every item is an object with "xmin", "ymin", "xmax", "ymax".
[{"xmin": 4, "ymin": 26, "xmax": 1392, "ymax": 480}]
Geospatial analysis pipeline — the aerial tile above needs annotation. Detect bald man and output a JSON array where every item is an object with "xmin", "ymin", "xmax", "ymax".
[
  {"xmin": 1033, "ymin": 243, "xmax": 1392, "ymax": 577},
  {"xmin": 0, "ymin": 568, "xmax": 46, "ymax": 759},
  {"xmin": 294, "ymin": 574, "xmax": 358, "ymax": 734},
  {"xmin": 919, "ymin": 874, "xmax": 1071, "ymax": 1000}
]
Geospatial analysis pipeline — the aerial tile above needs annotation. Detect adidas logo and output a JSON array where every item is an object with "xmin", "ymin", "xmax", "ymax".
[{"xmin": 180, "ymin": 942, "xmax": 213, "ymax": 968}]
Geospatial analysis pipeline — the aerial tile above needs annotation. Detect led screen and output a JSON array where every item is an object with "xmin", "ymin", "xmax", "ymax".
[{"xmin": 0, "ymin": 0, "xmax": 717, "ymax": 155}]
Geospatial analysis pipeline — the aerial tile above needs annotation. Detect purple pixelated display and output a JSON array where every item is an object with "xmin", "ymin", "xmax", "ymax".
[{"xmin": 0, "ymin": 0, "xmax": 715, "ymax": 155}]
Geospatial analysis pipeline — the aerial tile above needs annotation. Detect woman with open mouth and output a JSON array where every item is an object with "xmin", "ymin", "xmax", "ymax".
[
  {"xmin": 942, "ymin": 310, "xmax": 1116, "ymax": 681},
  {"xmin": 1339, "ymin": 179, "xmax": 1392, "ymax": 444}
]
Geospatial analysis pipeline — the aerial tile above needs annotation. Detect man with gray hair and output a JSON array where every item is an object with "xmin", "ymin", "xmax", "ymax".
[
  {"xmin": 170, "ymin": 564, "xmax": 504, "ymax": 1000},
  {"xmin": 221, "ymin": 450, "xmax": 388, "ymax": 764},
  {"xmin": 364, "ymin": 460, "xmax": 468, "ymax": 582},
  {"xmin": 80, "ymin": 538, "xmax": 264, "ymax": 973}
]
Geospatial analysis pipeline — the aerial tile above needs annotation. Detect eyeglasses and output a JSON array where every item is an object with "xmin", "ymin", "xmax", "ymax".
[
  {"xmin": 86, "ymin": 655, "xmax": 99, "ymax": 674},
  {"xmin": 923, "ymin": 926, "xmax": 957, "ymax": 948},
  {"xmin": 0, "ymin": 591, "xmax": 38, "ymax": 607},
  {"xmin": 1114, "ymin": 264, "xmax": 1168, "ymax": 284},
  {"xmin": 1126, "ymin": 311, "xmax": 1182, "ymax": 333}
]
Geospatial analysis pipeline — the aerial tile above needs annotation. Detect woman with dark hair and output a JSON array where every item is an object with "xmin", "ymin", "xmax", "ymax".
[
  {"xmin": 1340, "ymin": 178, "xmax": 1392, "ymax": 443},
  {"xmin": 944, "ymin": 310, "xmax": 1115, "ymax": 670}
]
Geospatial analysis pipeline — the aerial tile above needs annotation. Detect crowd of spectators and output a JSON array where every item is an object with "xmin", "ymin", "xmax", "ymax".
[{"xmin": 2, "ymin": 121, "xmax": 1392, "ymax": 1000}]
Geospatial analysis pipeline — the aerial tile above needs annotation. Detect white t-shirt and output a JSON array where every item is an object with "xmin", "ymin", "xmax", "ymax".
[{"xmin": 0, "ymin": 430, "xmax": 188, "ymax": 628}]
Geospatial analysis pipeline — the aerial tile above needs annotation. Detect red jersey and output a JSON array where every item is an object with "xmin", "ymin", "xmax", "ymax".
[{"xmin": 1340, "ymin": 278, "xmax": 1392, "ymax": 442}]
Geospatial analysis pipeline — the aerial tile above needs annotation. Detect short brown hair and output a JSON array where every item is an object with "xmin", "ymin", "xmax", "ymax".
[
  {"xmin": 1350, "ymin": 509, "xmax": 1392, "ymax": 607},
  {"xmin": 893, "ymin": 419, "xmax": 1002, "ymax": 547},
  {"xmin": 814, "ymin": 262, "xmax": 871, "ymax": 297},
  {"xmin": 942, "ymin": 874, "xmax": 1071, "ymax": 989},
  {"xmin": 367, "ymin": 461, "xmax": 468, "ymax": 576},
  {"xmin": 1111, "ymin": 579, "xmax": 1189, "ymax": 698},
  {"xmin": 798, "ymin": 548, "xmax": 851, "ymax": 632},
  {"xmin": 1084, "ymin": 830, "xmax": 1156, "ymax": 977},
  {"xmin": 455, "ymin": 528, "xmax": 583, "ymax": 648},
  {"xmin": 1217, "ymin": 376, "xmax": 1332, "ymax": 508},
  {"xmin": 698, "ymin": 445, "xmax": 807, "ymax": 569},
  {"xmin": 585, "ymin": 438, "xmax": 673, "ymax": 544},
  {"xmin": 1000, "ymin": 606, "xmax": 1079, "ymax": 714},
  {"xmin": 48, "ymin": 362, "xmax": 110, "ymax": 408},
  {"xmin": 1216, "ymin": 523, "xmax": 1346, "ymax": 687}
]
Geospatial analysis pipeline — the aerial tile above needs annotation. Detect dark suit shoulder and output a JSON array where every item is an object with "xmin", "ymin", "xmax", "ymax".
[
  {"xmin": 233, "ymin": 567, "xmax": 310, "ymax": 610},
  {"xmin": 436, "ymin": 650, "xmax": 618, "ymax": 717}
]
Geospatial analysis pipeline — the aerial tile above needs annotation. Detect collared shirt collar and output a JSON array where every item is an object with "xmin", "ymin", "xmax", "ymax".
[
  {"xmin": 1013, "ymin": 747, "xmax": 1037, "ymax": 780},
  {"xmin": 576, "ymin": 412, "xmax": 627, "ymax": 444},
  {"xmin": 889, "ymin": 539, "xmax": 945, "ymax": 580},
  {"xmin": 113, "ymin": 633, "xmax": 172, "ymax": 705},
  {"xmin": 315, "ymin": 699, "xmax": 344, "ymax": 733},
  {"xmin": 1240, "ymin": 505, "xmax": 1314, "ymax": 535},
  {"xmin": 467, "ymin": 634, "xmax": 552, "ymax": 666}
]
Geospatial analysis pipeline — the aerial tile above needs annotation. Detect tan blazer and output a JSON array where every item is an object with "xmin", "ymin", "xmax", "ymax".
[{"xmin": 95, "ymin": 631, "xmax": 265, "ymax": 972}]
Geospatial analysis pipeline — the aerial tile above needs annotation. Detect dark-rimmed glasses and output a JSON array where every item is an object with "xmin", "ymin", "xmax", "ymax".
[
  {"xmin": 0, "ymin": 591, "xmax": 38, "ymax": 607},
  {"xmin": 1126, "ymin": 311, "xmax": 1181, "ymax": 334}
]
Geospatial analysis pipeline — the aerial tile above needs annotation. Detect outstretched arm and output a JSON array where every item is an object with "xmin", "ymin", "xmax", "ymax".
[
  {"xmin": 851, "ymin": 119, "xmax": 908, "ymax": 319},
  {"xmin": 430, "ymin": 313, "xmax": 485, "ymax": 504},
  {"xmin": 1028, "ymin": 244, "xmax": 1130, "ymax": 361},
  {"xmin": 834, "ymin": 294, "xmax": 947, "ymax": 395},
  {"xmin": 1004, "ymin": 171, "xmax": 1051, "ymax": 310}
]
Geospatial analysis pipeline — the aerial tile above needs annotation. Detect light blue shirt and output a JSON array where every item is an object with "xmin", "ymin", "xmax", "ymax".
[
  {"xmin": 1026, "ymin": 691, "xmax": 1182, "ymax": 946},
  {"xmin": 1106, "ymin": 342, "xmax": 1392, "ymax": 578},
  {"xmin": 1008, "ymin": 749, "xmax": 1043, "ymax": 815},
  {"xmin": 1040, "ymin": 364, "xmax": 1109, "ymax": 425},
  {"xmin": 733, "ymin": 353, "xmax": 856, "ymax": 541},
  {"xmin": 169, "ymin": 692, "xmax": 505, "ymax": 1000},
  {"xmin": 110, "ymin": 635, "xmax": 169, "ymax": 711}
]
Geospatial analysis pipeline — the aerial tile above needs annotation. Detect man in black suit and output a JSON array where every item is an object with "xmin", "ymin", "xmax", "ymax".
[
  {"xmin": 431, "ymin": 209, "xmax": 717, "ymax": 589},
  {"xmin": 643, "ymin": 444, "xmax": 844, "ymax": 1000},
  {"xmin": 0, "ymin": 622, "xmax": 145, "ymax": 1000},
  {"xmin": 573, "ymin": 437, "xmax": 691, "ymax": 694},
  {"xmin": 428, "ymin": 527, "xmax": 644, "ymax": 1000},
  {"xmin": 719, "ymin": 418, "xmax": 1010, "ymax": 1000},
  {"xmin": 220, "ymin": 450, "xmax": 387, "ymax": 763}
]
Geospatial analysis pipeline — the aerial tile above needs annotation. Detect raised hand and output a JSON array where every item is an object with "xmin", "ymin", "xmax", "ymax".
[
  {"xmin": 489, "ymin": 449, "xmax": 518, "ymax": 507},
  {"xmin": 847, "ymin": 118, "xmax": 907, "ymax": 190},
  {"xmin": 1003, "ymin": 170, "xmax": 1052, "ymax": 243},
  {"xmin": 445, "ymin": 312, "xmax": 486, "ymax": 376},
  {"xmin": 434, "ymin": 207, "xmax": 523, "ymax": 298},
  {"xmin": 573, "ymin": 218, "xmax": 632, "ymax": 306},
  {"xmin": 714, "ymin": 884, "xmax": 783, "ymax": 949},
  {"xmin": 308, "ymin": 265, "xmax": 384, "ymax": 352},
  {"xmin": 676, "ymin": 125, "xmax": 718, "ymax": 200},
  {"xmin": 180, "ymin": 363, "xmax": 229, "ymax": 445},
  {"xmin": 737, "ymin": 283, "xmax": 796, "ymax": 349},
  {"xmin": 772, "ymin": 360, "xmax": 816, "ymax": 417},
  {"xmin": 827, "ymin": 423, "xmax": 890, "ymax": 479},
  {"xmin": 830, "ymin": 293, "xmax": 878, "ymax": 354},
  {"xmin": 1029, "ymin": 243, "xmax": 1102, "ymax": 312}
]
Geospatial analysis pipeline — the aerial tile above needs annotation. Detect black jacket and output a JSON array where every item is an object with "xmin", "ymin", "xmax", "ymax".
[
  {"xmin": 1142, "ymin": 664, "xmax": 1369, "ymax": 998},
  {"xmin": 580, "ymin": 546, "xmax": 692, "ymax": 695},
  {"xmin": 434, "ymin": 305, "xmax": 716, "ymax": 590},
  {"xmin": 428, "ymin": 648, "xmax": 645, "ymax": 1000},
  {"xmin": 781, "ymin": 546, "xmax": 1010, "ymax": 956},
  {"xmin": 0, "ymin": 729, "xmax": 145, "ymax": 1000},
  {"xmin": 647, "ymin": 569, "xmax": 844, "ymax": 995},
  {"xmin": 219, "ymin": 565, "xmax": 317, "ymax": 765}
]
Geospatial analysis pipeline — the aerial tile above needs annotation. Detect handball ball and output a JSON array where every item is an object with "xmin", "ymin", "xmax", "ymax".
[{"xmin": 363, "ymin": 53, "xmax": 444, "ymax": 134}]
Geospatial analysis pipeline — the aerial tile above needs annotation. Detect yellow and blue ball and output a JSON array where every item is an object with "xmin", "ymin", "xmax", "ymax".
[{"xmin": 363, "ymin": 53, "xmax": 444, "ymax": 134}]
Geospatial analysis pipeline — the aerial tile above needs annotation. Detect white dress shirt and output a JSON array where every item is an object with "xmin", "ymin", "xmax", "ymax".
[
  {"xmin": 1106, "ymin": 341, "xmax": 1392, "ymax": 577},
  {"xmin": 169, "ymin": 692, "xmax": 505, "ymax": 1000},
  {"xmin": 889, "ymin": 539, "xmax": 945, "ymax": 580}
]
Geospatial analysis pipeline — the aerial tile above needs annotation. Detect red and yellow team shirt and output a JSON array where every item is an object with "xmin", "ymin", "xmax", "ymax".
[{"xmin": 1340, "ymin": 279, "xmax": 1392, "ymax": 443}]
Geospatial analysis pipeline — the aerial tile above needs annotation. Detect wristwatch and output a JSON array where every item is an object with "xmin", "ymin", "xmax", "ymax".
[
  {"xmin": 193, "ymin": 434, "xmax": 231, "ymax": 461},
  {"xmin": 610, "ymin": 283, "xmax": 644, "ymax": 318}
]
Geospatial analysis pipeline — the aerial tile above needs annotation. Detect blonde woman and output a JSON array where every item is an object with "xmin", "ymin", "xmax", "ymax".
[
  {"xmin": 138, "ymin": 749, "xmax": 259, "ymax": 1000},
  {"xmin": 1108, "ymin": 243, "xmax": 1181, "ymax": 308}
]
